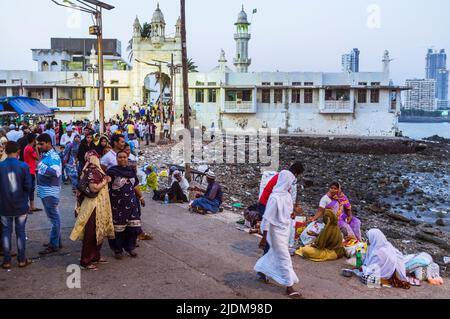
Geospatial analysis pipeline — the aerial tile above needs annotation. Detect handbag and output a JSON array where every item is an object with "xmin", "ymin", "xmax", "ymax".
[{"xmin": 77, "ymin": 173, "xmax": 99, "ymax": 199}]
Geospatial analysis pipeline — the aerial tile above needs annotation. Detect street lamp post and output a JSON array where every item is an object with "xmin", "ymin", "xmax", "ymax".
[{"xmin": 51, "ymin": 0, "xmax": 114, "ymax": 134}]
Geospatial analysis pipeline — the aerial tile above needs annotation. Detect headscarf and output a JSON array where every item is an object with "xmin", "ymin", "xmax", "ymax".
[
  {"xmin": 313, "ymin": 209, "xmax": 345, "ymax": 256},
  {"xmin": 261, "ymin": 170, "xmax": 296, "ymax": 230},
  {"xmin": 70, "ymin": 149, "xmax": 115, "ymax": 245},
  {"xmin": 327, "ymin": 183, "xmax": 352, "ymax": 210},
  {"xmin": 362, "ymin": 229, "xmax": 408, "ymax": 281},
  {"xmin": 81, "ymin": 150, "xmax": 105, "ymax": 177}
]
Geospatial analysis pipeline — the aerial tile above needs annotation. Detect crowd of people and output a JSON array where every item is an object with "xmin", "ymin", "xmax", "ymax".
[
  {"xmin": 250, "ymin": 162, "xmax": 443, "ymax": 298},
  {"xmin": 0, "ymin": 112, "xmax": 444, "ymax": 297},
  {"xmin": 0, "ymin": 109, "xmax": 163, "ymax": 271}
]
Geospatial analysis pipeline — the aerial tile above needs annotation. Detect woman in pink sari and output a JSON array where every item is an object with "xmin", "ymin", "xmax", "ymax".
[{"xmin": 310, "ymin": 182, "xmax": 362, "ymax": 241}]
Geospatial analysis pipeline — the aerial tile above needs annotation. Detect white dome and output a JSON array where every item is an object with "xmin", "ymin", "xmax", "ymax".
[
  {"xmin": 236, "ymin": 6, "xmax": 249, "ymax": 24},
  {"xmin": 152, "ymin": 3, "xmax": 165, "ymax": 24}
]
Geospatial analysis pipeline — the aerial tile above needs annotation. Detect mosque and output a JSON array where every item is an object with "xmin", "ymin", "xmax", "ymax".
[{"xmin": 0, "ymin": 3, "xmax": 406, "ymax": 136}]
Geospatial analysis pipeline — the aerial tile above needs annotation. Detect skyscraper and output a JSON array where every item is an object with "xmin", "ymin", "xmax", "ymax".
[
  {"xmin": 404, "ymin": 79, "xmax": 437, "ymax": 112},
  {"xmin": 425, "ymin": 49, "xmax": 449, "ymax": 108},
  {"xmin": 342, "ymin": 48, "xmax": 360, "ymax": 72}
]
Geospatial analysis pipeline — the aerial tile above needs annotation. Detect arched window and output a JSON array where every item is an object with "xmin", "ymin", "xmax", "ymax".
[
  {"xmin": 42, "ymin": 61, "xmax": 49, "ymax": 71},
  {"xmin": 51, "ymin": 61, "xmax": 58, "ymax": 71}
]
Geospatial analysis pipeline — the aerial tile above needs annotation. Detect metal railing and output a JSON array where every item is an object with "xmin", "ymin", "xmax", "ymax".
[{"xmin": 40, "ymin": 99, "xmax": 54, "ymax": 107}]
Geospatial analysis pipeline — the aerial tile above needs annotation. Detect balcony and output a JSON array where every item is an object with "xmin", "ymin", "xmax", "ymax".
[
  {"xmin": 320, "ymin": 101, "xmax": 354, "ymax": 114},
  {"xmin": 40, "ymin": 99, "xmax": 54, "ymax": 108},
  {"xmin": 223, "ymin": 101, "xmax": 255, "ymax": 113}
]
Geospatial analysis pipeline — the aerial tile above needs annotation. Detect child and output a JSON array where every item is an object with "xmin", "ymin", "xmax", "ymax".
[{"xmin": 58, "ymin": 145, "xmax": 68, "ymax": 183}]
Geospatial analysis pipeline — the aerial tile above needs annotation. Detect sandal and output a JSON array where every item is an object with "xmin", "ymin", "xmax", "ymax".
[
  {"xmin": 94, "ymin": 258, "xmax": 109, "ymax": 264},
  {"xmin": 18, "ymin": 259, "xmax": 33, "ymax": 268},
  {"xmin": 138, "ymin": 233, "xmax": 153, "ymax": 241},
  {"xmin": 81, "ymin": 264, "xmax": 98, "ymax": 271},
  {"xmin": 128, "ymin": 251, "xmax": 138, "ymax": 258},
  {"xmin": 2, "ymin": 263, "xmax": 11, "ymax": 270},
  {"xmin": 258, "ymin": 272, "xmax": 270, "ymax": 284},
  {"xmin": 288, "ymin": 291, "xmax": 304, "ymax": 299}
]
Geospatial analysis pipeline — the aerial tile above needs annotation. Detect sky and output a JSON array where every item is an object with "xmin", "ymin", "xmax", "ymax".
[{"xmin": 0, "ymin": 0, "xmax": 449, "ymax": 85}]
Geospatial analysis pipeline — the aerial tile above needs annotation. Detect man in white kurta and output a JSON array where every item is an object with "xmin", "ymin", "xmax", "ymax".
[{"xmin": 254, "ymin": 170, "xmax": 301, "ymax": 298}]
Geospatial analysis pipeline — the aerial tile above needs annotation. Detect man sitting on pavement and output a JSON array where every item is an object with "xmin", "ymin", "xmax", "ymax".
[
  {"xmin": 153, "ymin": 170, "xmax": 189, "ymax": 203},
  {"xmin": 190, "ymin": 171, "xmax": 223, "ymax": 214}
]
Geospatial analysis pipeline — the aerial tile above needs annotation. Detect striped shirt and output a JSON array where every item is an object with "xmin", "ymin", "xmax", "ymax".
[{"xmin": 37, "ymin": 149, "xmax": 62, "ymax": 199}]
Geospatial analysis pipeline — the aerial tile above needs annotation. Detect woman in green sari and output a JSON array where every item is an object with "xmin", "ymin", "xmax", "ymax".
[{"xmin": 296, "ymin": 209, "xmax": 345, "ymax": 262}]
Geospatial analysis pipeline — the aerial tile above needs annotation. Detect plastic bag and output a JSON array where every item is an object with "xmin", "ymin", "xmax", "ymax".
[
  {"xmin": 344, "ymin": 242, "xmax": 368, "ymax": 258},
  {"xmin": 300, "ymin": 221, "xmax": 325, "ymax": 246}
]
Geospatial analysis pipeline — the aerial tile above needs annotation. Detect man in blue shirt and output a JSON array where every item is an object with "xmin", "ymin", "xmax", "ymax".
[
  {"xmin": 36, "ymin": 133, "xmax": 63, "ymax": 255},
  {"xmin": 44, "ymin": 123, "xmax": 56, "ymax": 147},
  {"xmin": 0, "ymin": 141, "xmax": 32, "ymax": 269}
]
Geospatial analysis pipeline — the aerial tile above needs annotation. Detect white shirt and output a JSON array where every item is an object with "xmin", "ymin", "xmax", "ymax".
[
  {"xmin": 163, "ymin": 123, "xmax": 170, "ymax": 131},
  {"xmin": 6, "ymin": 130, "xmax": 23, "ymax": 142},
  {"xmin": 319, "ymin": 195, "xmax": 333, "ymax": 209},
  {"xmin": 60, "ymin": 133, "xmax": 75, "ymax": 146},
  {"xmin": 101, "ymin": 150, "xmax": 117, "ymax": 171},
  {"xmin": 173, "ymin": 177, "xmax": 190, "ymax": 198}
]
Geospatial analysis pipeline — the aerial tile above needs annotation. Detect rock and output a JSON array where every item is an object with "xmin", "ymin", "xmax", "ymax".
[
  {"xmin": 415, "ymin": 232, "xmax": 450, "ymax": 250},
  {"xmin": 436, "ymin": 218, "xmax": 446, "ymax": 227},
  {"xmin": 387, "ymin": 212, "xmax": 410, "ymax": 223},
  {"xmin": 303, "ymin": 179, "xmax": 314, "ymax": 188},
  {"xmin": 402, "ymin": 179, "xmax": 410, "ymax": 188}
]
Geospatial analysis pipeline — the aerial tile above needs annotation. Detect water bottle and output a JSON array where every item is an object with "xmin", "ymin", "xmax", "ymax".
[
  {"xmin": 356, "ymin": 249, "xmax": 363, "ymax": 268},
  {"xmin": 164, "ymin": 194, "xmax": 169, "ymax": 205}
]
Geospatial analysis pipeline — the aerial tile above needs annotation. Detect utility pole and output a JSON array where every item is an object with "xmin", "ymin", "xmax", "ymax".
[
  {"xmin": 180, "ymin": 0, "xmax": 191, "ymax": 181},
  {"xmin": 170, "ymin": 53, "xmax": 174, "ymax": 139},
  {"xmin": 96, "ymin": 9, "xmax": 105, "ymax": 134},
  {"xmin": 51, "ymin": 0, "xmax": 114, "ymax": 134},
  {"xmin": 158, "ymin": 61, "xmax": 164, "ymax": 136}
]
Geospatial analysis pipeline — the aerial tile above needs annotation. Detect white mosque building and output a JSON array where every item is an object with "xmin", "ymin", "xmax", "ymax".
[{"xmin": 0, "ymin": 4, "xmax": 405, "ymax": 136}]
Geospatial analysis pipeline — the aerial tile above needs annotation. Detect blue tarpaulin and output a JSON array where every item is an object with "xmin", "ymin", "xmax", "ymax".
[{"xmin": 0, "ymin": 96, "xmax": 52, "ymax": 115}]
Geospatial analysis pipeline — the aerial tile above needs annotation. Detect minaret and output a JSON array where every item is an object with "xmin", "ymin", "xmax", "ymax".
[
  {"xmin": 382, "ymin": 50, "xmax": 391, "ymax": 75},
  {"xmin": 218, "ymin": 49, "xmax": 228, "ymax": 72},
  {"xmin": 89, "ymin": 45, "xmax": 97, "ymax": 68},
  {"xmin": 234, "ymin": 5, "xmax": 251, "ymax": 73},
  {"xmin": 151, "ymin": 3, "xmax": 166, "ymax": 43},
  {"xmin": 133, "ymin": 15, "xmax": 142, "ymax": 39},
  {"xmin": 175, "ymin": 16, "xmax": 181, "ymax": 39}
]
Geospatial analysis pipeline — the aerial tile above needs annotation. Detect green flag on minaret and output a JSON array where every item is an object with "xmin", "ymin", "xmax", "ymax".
[{"xmin": 253, "ymin": 8, "xmax": 257, "ymax": 14}]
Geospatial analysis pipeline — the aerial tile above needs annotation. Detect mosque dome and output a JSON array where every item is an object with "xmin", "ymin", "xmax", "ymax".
[
  {"xmin": 152, "ymin": 3, "xmax": 165, "ymax": 24},
  {"xmin": 236, "ymin": 6, "xmax": 249, "ymax": 24}
]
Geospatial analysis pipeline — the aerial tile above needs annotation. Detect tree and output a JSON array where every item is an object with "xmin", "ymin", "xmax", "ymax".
[
  {"xmin": 127, "ymin": 22, "xmax": 152, "ymax": 62},
  {"xmin": 154, "ymin": 72, "xmax": 171, "ymax": 92},
  {"xmin": 187, "ymin": 58, "xmax": 198, "ymax": 73}
]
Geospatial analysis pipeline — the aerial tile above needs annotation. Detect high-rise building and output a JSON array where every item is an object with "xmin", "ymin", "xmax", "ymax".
[
  {"xmin": 404, "ymin": 79, "xmax": 437, "ymax": 112},
  {"xmin": 425, "ymin": 49, "xmax": 449, "ymax": 108},
  {"xmin": 342, "ymin": 48, "xmax": 360, "ymax": 72}
]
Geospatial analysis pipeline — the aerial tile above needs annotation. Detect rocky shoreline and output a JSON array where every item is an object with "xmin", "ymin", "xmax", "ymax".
[{"xmin": 141, "ymin": 136, "xmax": 450, "ymax": 276}]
